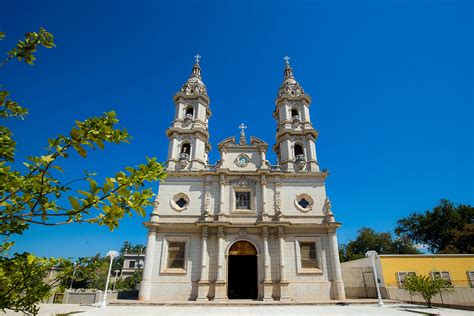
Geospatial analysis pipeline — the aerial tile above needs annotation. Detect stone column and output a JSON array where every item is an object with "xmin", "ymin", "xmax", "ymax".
[
  {"xmin": 203, "ymin": 176, "xmax": 211, "ymax": 218},
  {"xmin": 167, "ymin": 137, "xmax": 178, "ymax": 169},
  {"xmin": 261, "ymin": 175, "xmax": 267, "ymax": 217},
  {"xmin": 306, "ymin": 138, "xmax": 319, "ymax": 172},
  {"xmin": 260, "ymin": 148, "xmax": 267, "ymax": 167},
  {"xmin": 218, "ymin": 175, "xmax": 225, "ymax": 220},
  {"xmin": 197, "ymin": 226, "xmax": 209, "ymax": 300},
  {"xmin": 262, "ymin": 227, "xmax": 273, "ymax": 300},
  {"xmin": 138, "ymin": 227, "xmax": 157, "ymax": 301},
  {"xmin": 274, "ymin": 177, "xmax": 282, "ymax": 218},
  {"xmin": 214, "ymin": 226, "xmax": 227, "ymax": 300},
  {"xmin": 278, "ymin": 227, "xmax": 290, "ymax": 301},
  {"xmin": 328, "ymin": 229, "xmax": 346, "ymax": 299}
]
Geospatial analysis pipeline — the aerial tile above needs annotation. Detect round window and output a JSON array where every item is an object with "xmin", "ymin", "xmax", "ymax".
[
  {"xmin": 294, "ymin": 194, "xmax": 314, "ymax": 212},
  {"xmin": 170, "ymin": 193, "xmax": 190, "ymax": 211}
]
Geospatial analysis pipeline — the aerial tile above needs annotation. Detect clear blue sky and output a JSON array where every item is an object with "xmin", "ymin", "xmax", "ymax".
[{"xmin": 1, "ymin": 0, "xmax": 473, "ymax": 259}]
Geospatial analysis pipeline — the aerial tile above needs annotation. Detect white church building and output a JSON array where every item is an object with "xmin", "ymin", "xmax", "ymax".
[{"xmin": 139, "ymin": 57, "xmax": 345, "ymax": 302}]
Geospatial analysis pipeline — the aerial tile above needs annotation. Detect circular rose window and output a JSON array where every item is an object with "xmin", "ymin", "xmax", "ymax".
[
  {"xmin": 170, "ymin": 193, "xmax": 190, "ymax": 212},
  {"xmin": 294, "ymin": 194, "xmax": 314, "ymax": 212}
]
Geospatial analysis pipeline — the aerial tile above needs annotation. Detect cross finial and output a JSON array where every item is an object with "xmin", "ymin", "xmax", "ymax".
[
  {"xmin": 284, "ymin": 56, "xmax": 291, "ymax": 65},
  {"xmin": 239, "ymin": 123, "xmax": 247, "ymax": 135},
  {"xmin": 239, "ymin": 123, "xmax": 247, "ymax": 145},
  {"xmin": 195, "ymin": 54, "xmax": 201, "ymax": 64}
]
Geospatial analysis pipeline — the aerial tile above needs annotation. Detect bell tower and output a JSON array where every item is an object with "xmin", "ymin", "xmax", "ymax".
[
  {"xmin": 273, "ymin": 57, "xmax": 319, "ymax": 172},
  {"xmin": 166, "ymin": 55, "xmax": 211, "ymax": 171}
]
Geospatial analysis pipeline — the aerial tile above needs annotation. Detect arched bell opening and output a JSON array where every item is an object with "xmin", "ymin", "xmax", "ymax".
[
  {"xmin": 184, "ymin": 106, "xmax": 194, "ymax": 119},
  {"xmin": 227, "ymin": 240, "xmax": 258, "ymax": 299},
  {"xmin": 291, "ymin": 108, "xmax": 300, "ymax": 120}
]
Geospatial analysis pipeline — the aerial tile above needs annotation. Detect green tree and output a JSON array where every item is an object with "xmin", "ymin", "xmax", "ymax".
[
  {"xmin": 395, "ymin": 200, "xmax": 473, "ymax": 254},
  {"xmin": 0, "ymin": 253, "xmax": 73, "ymax": 315},
  {"xmin": 402, "ymin": 274, "xmax": 454, "ymax": 308},
  {"xmin": 0, "ymin": 28, "xmax": 165, "ymax": 314},
  {"xmin": 340, "ymin": 227, "xmax": 419, "ymax": 262},
  {"xmin": 66, "ymin": 254, "xmax": 108, "ymax": 290}
]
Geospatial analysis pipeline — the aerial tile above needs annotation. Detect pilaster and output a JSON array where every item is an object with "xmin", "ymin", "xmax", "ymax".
[
  {"xmin": 328, "ymin": 229, "xmax": 346, "ymax": 300},
  {"xmin": 214, "ymin": 226, "xmax": 227, "ymax": 301},
  {"xmin": 197, "ymin": 226, "xmax": 209, "ymax": 301},
  {"xmin": 138, "ymin": 227, "xmax": 157, "ymax": 301},
  {"xmin": 262, "ymin": 227, "xmax": 273, "ymax": 301},
  {"xmin": 278, "ymin": 227, "xmax": 290, "ymax": 301}
]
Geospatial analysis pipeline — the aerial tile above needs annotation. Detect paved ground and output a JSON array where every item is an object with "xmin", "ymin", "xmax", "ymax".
[{"xmin": 2, "ymin": 303, "xmax": 473, "ymax": 316}]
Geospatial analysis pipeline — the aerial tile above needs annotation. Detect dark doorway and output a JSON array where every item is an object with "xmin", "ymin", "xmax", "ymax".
[{"xmin": 227, "ymin": 241, "xmax": 258, "ymax": 299}]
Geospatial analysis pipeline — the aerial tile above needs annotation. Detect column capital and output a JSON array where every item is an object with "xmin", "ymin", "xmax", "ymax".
[
  {"xmin": 261, "ymin": 226, "xmax": 269, "ymax": 238},
  {"xmin": 217, "ymin": 226, "xmax": 225, "ymax": 237},
  {"xmin": 278, "ymin": 226, "xmax": 285, "ymax": 238},
  {"xmin": 201, "ymin": 226, "xmax": 208, "ymax": 238}
]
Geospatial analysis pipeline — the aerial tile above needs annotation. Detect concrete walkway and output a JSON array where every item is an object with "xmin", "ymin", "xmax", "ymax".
[{"xmin": 2, "ymin": 303, "xmax": 472, "ymax": 315}]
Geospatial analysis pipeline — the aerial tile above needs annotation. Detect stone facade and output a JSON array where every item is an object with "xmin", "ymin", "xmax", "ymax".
[
  {"xmin": 121, "ymin": 253, "xmax": 145, "ymax": 278},
  {"xmin": 139, "ymin": 57, "xmax": 345, "ymax": 302}
]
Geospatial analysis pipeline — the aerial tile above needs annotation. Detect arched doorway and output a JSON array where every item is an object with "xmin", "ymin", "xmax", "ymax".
[{"xmin": 227, "ymin": 240, "xmax": 258, "ymax": 299}]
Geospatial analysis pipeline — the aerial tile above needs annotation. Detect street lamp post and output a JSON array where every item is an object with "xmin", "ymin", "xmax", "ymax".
[
  {"xmin": 101, "ymin": 250, "xmax": 119, "ymax": 307},
  {"xmin": 365, "ymin": 250, "xmax": 383, "ymax": 306},
  {"xmin": 113, "ymin": 269, "xmax": 120, "ymax": 291}
]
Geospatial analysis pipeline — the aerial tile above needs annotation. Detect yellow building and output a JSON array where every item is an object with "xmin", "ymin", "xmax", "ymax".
[
  {"xmin": 341, "ymin": 254, "xmax": 474, "ymax": 307},
  {"xmin": 379, "ymin": 254, "xmax": 474, "ymax": 288}
]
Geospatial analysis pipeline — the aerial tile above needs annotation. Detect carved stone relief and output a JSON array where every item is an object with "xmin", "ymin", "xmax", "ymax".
[{"xmin": 228, "ymin": 176, "xmax": 258, "ymax": 187}]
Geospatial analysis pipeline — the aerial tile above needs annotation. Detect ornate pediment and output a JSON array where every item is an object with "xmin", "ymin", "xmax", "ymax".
[{"xmin": 228, "ymin": 176, "xmax": 258, "ymax": 187}]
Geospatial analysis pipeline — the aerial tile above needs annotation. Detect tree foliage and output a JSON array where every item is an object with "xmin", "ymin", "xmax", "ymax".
[
  {"xmin": 0, "ymin": 28, "xmax": 165, "ymax": 314},
  {"xmin": 0, "ymin": 253, "xmax": 72, "ymax": 315},
  {"xmin": 395, "ymin": 199, "xmax": 473, "ymax": 254},
  {"xmin": 402, "ymin": 274, "xmax": 453, "ymax": 308},
  {"xmin": 340, "ymin": 227, "xmax": 419, "ymax": 262},
  {"xmin": 0, "ymin": 28, "xmax": 166, "ymax": 252}
]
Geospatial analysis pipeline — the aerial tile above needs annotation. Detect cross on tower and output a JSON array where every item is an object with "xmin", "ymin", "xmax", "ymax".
[
  {"xmin": 239, "ymin": 123, "xmax": 247, "ymax": 135},
  {"xmin": 239, "ymin": 123, "xmax": 247, "ymax": 145},
  {"xmin": 284, "ymin": 56, "xmax": 291, "ymax": 65},
  {"xmin": 195, "ymin": 54, "xmax": 201, "ymax": 63}
]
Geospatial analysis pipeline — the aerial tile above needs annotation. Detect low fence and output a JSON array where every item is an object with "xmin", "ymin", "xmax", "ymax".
[
  {"xmin": 342, "ymin": 266, "xmax": 474, "ymax": 308},
  {"xmin": 57, "ymin": 289, "xmax": 139, "ymax": 304},
  {"xmin": 387, "ymin": 287, "xmax": 474, "ymax": 309},
  {"xmin": 63, "ymin": 290, "xmax": 104, "ymax": 304}
]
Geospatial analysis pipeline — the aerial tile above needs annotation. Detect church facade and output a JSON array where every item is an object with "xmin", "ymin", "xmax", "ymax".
[{"xmin": 139, "ymin": 57, "xmax": 345, "ymax": 302}]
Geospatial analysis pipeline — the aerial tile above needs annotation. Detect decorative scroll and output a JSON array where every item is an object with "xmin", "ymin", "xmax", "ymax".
[
  {"xmin": 228, "ymin": 176, "xmax": 258, "ymax": 187},
  {"xmin": 275, "ymin": 191, "xmax": 282, "ymax": 215}
]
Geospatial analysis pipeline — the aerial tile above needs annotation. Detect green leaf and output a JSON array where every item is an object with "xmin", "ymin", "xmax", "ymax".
[
  {"xmin": 40, "ymin": 154, "xmax": 54, "ymax": 164},
  {"xmin": 68, "ymin": 196, "xmax": 81, "ymax": 210},
  {"xmin": 27, "ymin": 254, "xmax": 35, "ymax": 265}
]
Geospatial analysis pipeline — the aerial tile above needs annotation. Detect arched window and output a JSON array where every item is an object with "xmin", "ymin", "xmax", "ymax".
[
  {"xmin": 291, "ymin": 108, "xmax": 300, "ymax": 119},
  {"xmin": 181, "ymin": 143, "xmax": 191, "ymax": 154},
  {"xmin": 185, "ymin": 107, "xmax": 194, "ymax": 119},
  {"xmin": 229, "ymin": 241, "xmax": 257, "ymax": 256},
  {"xmin": 294, "ymin": 144, "xmax": 304, "ymax": 157}
]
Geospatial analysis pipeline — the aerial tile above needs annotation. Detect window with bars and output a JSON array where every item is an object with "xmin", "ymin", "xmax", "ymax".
[
  {"xmin": 167, "ymin": 241, "xmax": 186, "ymax": 269},
  {"xmin": 468, "ymin": 271, "xmax": 474, "ymax": 287},
  {"xmin": 430, "ymin": 271, "xmax": 452, "ymax": 285},
  {"xmin": 396, "ymin": 271, "xmax": 416, "ymax": 287},
  {"xmin": 235, "ymin": 191, "xmax": 251, "ymax": 210},
  {"xmin": 129, "ymin": 260, "xmax": 136, "ymax": 268},
  {"xmin": 299, "ymin": 242, "xmax": 318, "ymax": 269}
]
